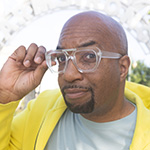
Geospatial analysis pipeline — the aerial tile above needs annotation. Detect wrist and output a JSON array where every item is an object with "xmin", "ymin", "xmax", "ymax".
[{"xmin": 0, "ymin": 91, "xmax": 20, "ymax": 104}]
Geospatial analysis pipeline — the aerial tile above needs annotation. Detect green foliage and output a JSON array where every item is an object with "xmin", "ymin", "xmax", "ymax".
[{"xmin": 129, "ymin": 61, "xmax": 150, "ymax": 87}]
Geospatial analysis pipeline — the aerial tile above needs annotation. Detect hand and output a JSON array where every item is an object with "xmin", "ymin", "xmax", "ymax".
[{"xmin": 0, "ymin": 43, "xmax": 48, "ymax": 103}]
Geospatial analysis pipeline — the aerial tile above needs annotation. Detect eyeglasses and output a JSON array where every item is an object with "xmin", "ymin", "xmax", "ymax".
[{"xmin": 45, "ymin": 47, "xmax": 122, "ymax": 74}]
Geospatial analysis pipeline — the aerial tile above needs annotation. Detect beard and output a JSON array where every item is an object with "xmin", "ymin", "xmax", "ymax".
[{"xmin": 61, "ymin": 85, "xmax": 95, "ymax": 114}]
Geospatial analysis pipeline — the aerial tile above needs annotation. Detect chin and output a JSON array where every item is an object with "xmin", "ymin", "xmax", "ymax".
[{"xmin": 65, "ymin": 99, "xmax": 94, "ymax": 114}]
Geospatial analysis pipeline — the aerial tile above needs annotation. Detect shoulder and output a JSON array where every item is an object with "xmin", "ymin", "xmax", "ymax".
[
  {"xmin": 26, "ymin": 89, "xmax": 66, "ymax": 113},
  {"xmin": 125, "ymin": 81, "xmax": 150, "ymax": 109}
]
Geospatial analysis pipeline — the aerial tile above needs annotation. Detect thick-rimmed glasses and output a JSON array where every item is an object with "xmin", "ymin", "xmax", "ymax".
[{"xmin": 45, "ymin": 47, "xmax": 122, "ymax": 74}]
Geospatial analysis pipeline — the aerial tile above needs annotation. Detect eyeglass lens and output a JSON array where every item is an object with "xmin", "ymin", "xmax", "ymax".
[{"xmin": 48, "ymin": 50, "xmax": 98, "ymax": 73}]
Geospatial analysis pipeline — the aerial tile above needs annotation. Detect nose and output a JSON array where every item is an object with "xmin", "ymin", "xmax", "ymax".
[{"xmin": 62, "ymin": 60, "xmax": 83, "ymax": 83}]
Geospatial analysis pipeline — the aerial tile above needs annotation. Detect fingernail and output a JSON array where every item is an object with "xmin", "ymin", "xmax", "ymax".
[
  {"xmin": 24, "ymin": 60, "xmax": 30, "ymax": 67},
  {"xmin": 35, "ymin": 57, "xmax": 42, "ymax": 64}
]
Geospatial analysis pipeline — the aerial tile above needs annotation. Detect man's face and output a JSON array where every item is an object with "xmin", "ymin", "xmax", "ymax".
[{"xmin": 57, "ymin": 14, "xmax": 121, "ymax": 116}]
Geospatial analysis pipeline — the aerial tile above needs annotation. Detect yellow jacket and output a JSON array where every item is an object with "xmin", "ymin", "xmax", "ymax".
[{"xmin": 0, "ymin": 81, "xmax": 150, "ymax": 150}]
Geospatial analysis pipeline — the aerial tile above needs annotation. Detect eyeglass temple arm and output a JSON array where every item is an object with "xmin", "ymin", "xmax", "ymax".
[{"xmin": 100, "ymin": 51, "xmax": 122, "ymax": 59}]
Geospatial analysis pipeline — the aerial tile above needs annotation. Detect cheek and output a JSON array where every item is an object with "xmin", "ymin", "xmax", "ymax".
[
  {"xmin": 58, "ymin": 74, "xmax": 63, "ymax": 89},
  {"xmin": 90, "ymin": 61, "xmax": 120, "ymax": 100}
]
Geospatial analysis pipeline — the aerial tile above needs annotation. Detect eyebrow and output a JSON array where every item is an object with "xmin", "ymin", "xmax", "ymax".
[
  {"xmin": 78, "ymin": 41, "xmax": 96, "ymax": 48},
  {"xmin": 56, "ymin": 41, "xmax": 97, "ymax": 50}
]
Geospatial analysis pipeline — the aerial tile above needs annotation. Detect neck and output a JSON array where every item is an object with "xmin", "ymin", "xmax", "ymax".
[{"xmin": 81, "ymin": 97, "xmax": 135, "ymax": 123}]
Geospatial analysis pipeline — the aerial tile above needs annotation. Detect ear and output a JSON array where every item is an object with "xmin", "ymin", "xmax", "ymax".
[{"xmin": 119, "ymin": 55, "xmax": 130, "ymax": 81}]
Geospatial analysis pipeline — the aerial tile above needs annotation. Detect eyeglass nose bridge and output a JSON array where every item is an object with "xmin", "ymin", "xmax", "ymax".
[
  {"xmin": 67, "ymin": 55, "xmax": 74, "ymax": 61},
  {"xmin": 64, "ymin": 55, "xmax": 80, "ymax": 72}
]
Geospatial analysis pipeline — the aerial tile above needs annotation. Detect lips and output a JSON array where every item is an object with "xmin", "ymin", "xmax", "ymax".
[{"xmin": 64, "ymin": 88, "xmax": 89, "ymax": 99}]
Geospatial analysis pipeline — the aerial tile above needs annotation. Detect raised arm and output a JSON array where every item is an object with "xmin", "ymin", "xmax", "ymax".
[{"xmin": 0, "ymin": 43, "xmax": 48, "ymax": 149}]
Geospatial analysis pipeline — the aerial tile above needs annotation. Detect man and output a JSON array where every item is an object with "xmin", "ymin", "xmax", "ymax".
[{"xmin": 0, "ymin": 11, "xmax": 150, "ymax": 150}]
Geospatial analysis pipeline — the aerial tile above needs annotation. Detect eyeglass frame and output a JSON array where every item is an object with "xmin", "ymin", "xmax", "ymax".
[{"xmin": 45, "ymin": 47, "xmax": 122, "ymax": 74}]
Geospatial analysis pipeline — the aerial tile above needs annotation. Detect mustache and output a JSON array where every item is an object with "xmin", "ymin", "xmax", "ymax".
[{"xmin": 61, "ymin": 85, "xmax": 92, "ymax": 93}]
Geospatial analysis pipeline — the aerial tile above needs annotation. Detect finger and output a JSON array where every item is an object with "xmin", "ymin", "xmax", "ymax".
[
  {"xmin": 46, "ymin": 50, "xmax": 57, "ymax": 66},
  {"xmin": 34, "ymin": 46, "xmax": 46, "ymax": 64},
  {"xmin": 10, "ymin": 46, "xmax": 26, "ymax": 64},
  {"xmin": 23, "ymin": 43, "xmax": 38, "ymax": 67},
  {"xmin": 33, "ymin": 61, "xmax": 48, "ymax": 85}
]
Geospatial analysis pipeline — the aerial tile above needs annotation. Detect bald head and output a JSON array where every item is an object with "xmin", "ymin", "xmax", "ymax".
[{"xmin": 58, "ymin": 11, "xmax": 128, "ymax": 55}]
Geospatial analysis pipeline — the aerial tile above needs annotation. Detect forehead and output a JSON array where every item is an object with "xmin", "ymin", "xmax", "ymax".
[
  {"xmin": 57, "ymin": 14, "xmax": 111, "ymax": 50},
  {"xmin": 58, "ymin": 26, "xmax": 101, "ymax": 49},
  {"xmin": 57, "ymin": 11, "xmax": 127, "ymax": 55}
]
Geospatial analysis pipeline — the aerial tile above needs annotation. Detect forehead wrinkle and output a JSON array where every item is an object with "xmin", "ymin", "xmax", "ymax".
[
  {"xmin": 60, "ymin": 28, "xmax": 98, "ymax": 38},
  {"xmin": 59, "ymin": 28, "xmax": 102, "ymax": 49},
  {"xmin": 60, "ymin": 20, "xmax": 117, "ymax": 43},
  {"xmin": 60, "ymin": 33, "xmax": 99, "ymax": 41}
]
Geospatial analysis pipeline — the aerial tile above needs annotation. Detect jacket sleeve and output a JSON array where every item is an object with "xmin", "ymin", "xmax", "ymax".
[
  {"xmin": 0, "ymin": 89, "xmax": 61, "ymax": 150},
  {"xmin": 0, "ymin": 101, "xmax": 19, "ymax": 150},
  {"xmin": 0, "ymin": 99, "xmax": 35, "ymax": 150}
]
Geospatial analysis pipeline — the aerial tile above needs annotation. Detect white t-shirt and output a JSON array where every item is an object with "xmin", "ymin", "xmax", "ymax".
[{"xmin": 45, "ymin": 106, "xmax": 137, "ymax": 150}]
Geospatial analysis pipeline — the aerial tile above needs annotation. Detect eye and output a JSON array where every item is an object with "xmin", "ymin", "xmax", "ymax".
[
  {"xmin": 57, "ymin": 54, "xmax": 66, "ymax": 63},
  {"xmin": 82, "ymin": 52, "xmax": 96, "ymax": 63},
  {"xmin": 85, "ymin": 53, "xmax": 96, "ymax": 59}
]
